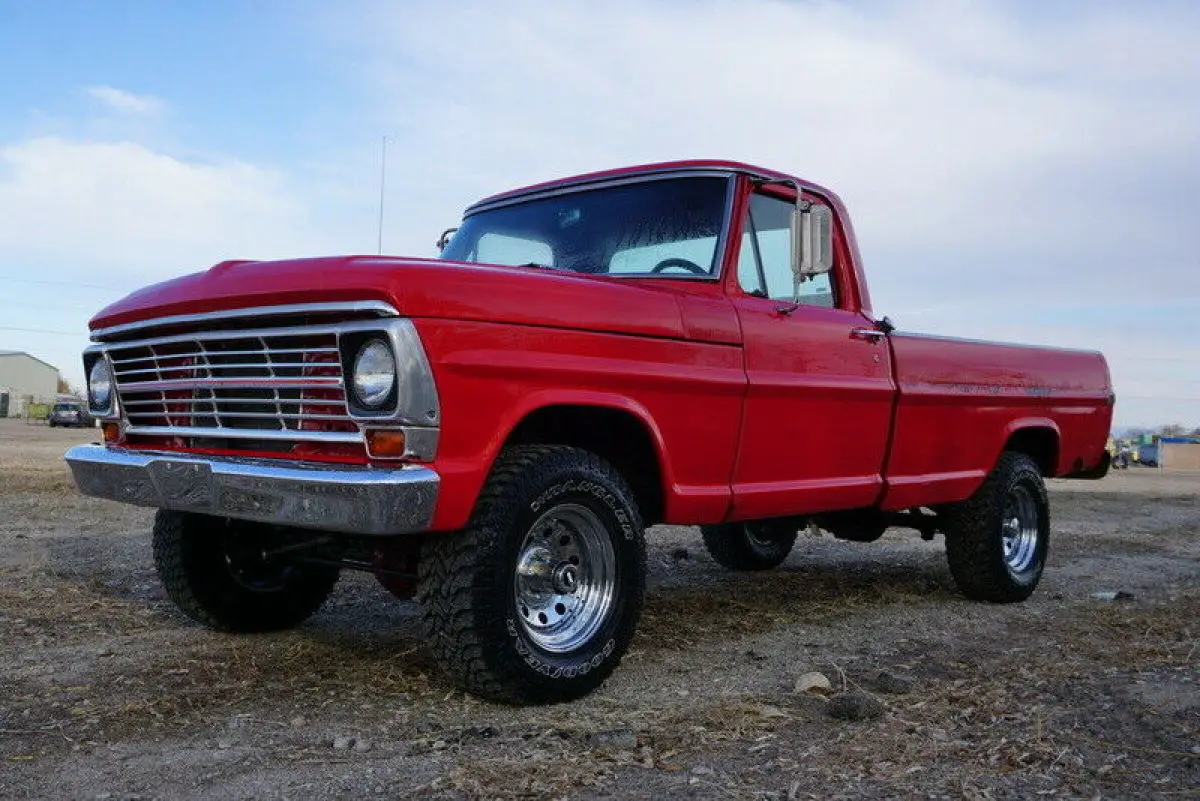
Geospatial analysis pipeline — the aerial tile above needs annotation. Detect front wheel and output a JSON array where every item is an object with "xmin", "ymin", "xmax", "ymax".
[
  {"xmin": 152, "ymin": 511, "xmax": 340, "ymax": 632},
  {"xmin": 701, "ymin": 520, "xmax": 798, "ymax": 571},
  {"xmin": 416, "ymin": 445, "xmax": 645, "ymax": 704},
  {"xmin": 942, "ymin": 452, "xmax": 1049, "ymax": 603}
]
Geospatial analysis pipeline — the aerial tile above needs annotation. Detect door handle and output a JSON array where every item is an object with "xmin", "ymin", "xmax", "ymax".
[{"xmin": 850, "ymin": 328, "xmax": 886, "ymax": 342}]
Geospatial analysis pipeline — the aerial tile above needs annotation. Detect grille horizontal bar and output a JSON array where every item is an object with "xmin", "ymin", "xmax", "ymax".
[
  {"xmin": 111, "ymin": 346, "xmax": 339, "ymax": 364},
  {"xmin": 117, "ymin": 425, "xmax": 362, "ymax": 444},
  {"xmin": 114, "ymin": 361, "xmax": 333, "ymax": 376},
  {"xmin": 118, "ymin": 378, "xmax": 342, "ymax": 392},
  {"xmin": 120, "ymin": 396, "xmax": 345, "ymax": 407},
  {"xmin": 125, "ymin": 410, "xmax": 350, "ymax": 422}
]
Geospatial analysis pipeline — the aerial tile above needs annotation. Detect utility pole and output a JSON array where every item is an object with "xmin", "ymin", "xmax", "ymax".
[{"xmin": 377, "ymin": 135, "xmax": 390, "ymax": 255}]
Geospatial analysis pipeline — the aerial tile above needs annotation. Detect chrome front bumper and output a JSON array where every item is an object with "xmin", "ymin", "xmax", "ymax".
[{"xmin": 64, "ymin": 445, "xmax": 438, "ymax": 535}]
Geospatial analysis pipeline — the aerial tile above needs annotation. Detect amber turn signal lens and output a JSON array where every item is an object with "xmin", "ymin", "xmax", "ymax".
[
  {"xmin": 366, "ymin": 429, "xmax": 406, "ymax": 459},
  {"xmin": 101, "ymin": 422, "xmax": 121, "ymax": 443}
]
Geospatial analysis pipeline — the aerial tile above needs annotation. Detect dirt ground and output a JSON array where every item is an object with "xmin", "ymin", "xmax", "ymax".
[{"xmin": 1, "ymin": 419, "xmax": 1196, "ymax": 800}]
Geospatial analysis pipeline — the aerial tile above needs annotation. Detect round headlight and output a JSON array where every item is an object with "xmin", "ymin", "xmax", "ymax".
[
  {"xmin": 88, "ymin": 359, "xmax": 112, "ymax": 411},
  {"xmin": 352, "ymin": 340, "xmax": 396, "ymax": 409}
]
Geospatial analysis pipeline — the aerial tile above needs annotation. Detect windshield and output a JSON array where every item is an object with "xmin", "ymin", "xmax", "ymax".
[
  {"xmin": 53, "ymin": 403, "xmax": 80, "ymax": 412},
  {"xmin": 441, "ymin": 176, "xmax": 730, "ymax": 277}
]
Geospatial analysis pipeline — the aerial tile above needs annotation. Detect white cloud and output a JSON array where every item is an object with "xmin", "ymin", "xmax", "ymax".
[
  {"xmin": 0, "ymin": 137, "xmax": 344, "ymax": 282},
  {"xmin": 85, "ymin": 85, "xmax": 165, "ymax": 116},
  {"xmin": 337, "ymin": 0, "xmax": 1200, "ymax": 426},
  {"xmin": 350, "ymin": 1, "xmax": 1200, "ymax": 267},
  {"xmin": 0, "ymin": 137, "xmax": 352, "ymax": 387}
]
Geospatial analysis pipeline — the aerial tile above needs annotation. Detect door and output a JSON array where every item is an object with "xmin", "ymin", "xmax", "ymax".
[{"xmin": 729, "ymin": 191, "xmax": 895, "ymax": 520}]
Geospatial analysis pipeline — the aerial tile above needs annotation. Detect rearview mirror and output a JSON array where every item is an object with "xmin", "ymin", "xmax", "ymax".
[{"xmin": 790, "ymin": 203, "xmax": 834, "ymax": 278}]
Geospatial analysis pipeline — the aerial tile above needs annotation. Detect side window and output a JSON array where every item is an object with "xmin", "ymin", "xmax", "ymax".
[
  {"xmin": 737, "ymin": 231, "xmax": 765, "ymax": 295},
  {"xmin": 475, "ymin": 232, "xmax": 553, "ymax": 267},
  {"xmin": 736, "ymin": 194, "xmax": 836, "ymax": 307}
]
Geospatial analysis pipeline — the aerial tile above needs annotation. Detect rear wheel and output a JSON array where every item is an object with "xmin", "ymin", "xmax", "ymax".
[
  {"xmin": 943, "ymin": 452, "xmax": 1049, "ymax": 603},
  {"xmin": 416, "ymin": 445, "xmax": 645, "ymax": 704},
  {"xmin": 152, "ymin": 511, "xmax": 340, "ymax": 632},
  {"xmin": 701, "ymin": 520, "xmax": 798, "ymax": 571}
]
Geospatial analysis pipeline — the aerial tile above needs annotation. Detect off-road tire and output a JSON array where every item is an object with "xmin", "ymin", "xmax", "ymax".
[
  {"xmin": 152, "ymin": 510, "xmax": 340, "ymax": 632},
  {"xmin": 942, "ymin": 451, "xmax": 1049, "ymax": 603},
  {"xmin": 416, "ymin": 445, "xmax": 646, "ymax": 704},
  {"xmin": 701, "ymin": 521, "xmax": 798, "ymax": 571}
]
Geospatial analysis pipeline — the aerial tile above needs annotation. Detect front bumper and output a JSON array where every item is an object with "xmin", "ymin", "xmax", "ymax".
[{"xmin": 65, "ymin": 444, "xmax": 438, "ymax": 535}]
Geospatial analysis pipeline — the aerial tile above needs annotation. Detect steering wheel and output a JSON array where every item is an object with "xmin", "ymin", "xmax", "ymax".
[{"xmin": 650, "ymin": 257, "xmax": 707, "ymax": 275}]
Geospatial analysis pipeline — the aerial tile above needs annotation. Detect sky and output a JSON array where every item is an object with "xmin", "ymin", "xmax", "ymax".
[{"xmin": 0, "ymin": 0, "xmax": 1197, "ymax": 430}]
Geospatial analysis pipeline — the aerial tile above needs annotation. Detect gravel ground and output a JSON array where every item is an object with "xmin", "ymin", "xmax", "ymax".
[{"xmin": 1, "ymin": 419, "xmax": 1196, "ymax": 800}]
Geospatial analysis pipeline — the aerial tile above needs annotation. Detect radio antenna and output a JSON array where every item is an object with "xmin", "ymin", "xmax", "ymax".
[{"xmin": 377, "ymin": 135, "xmax": 391, "ymax": 255}]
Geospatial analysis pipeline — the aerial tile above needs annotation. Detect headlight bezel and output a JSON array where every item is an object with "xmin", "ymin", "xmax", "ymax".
[
  {"xmin": 350, "ymin": 338, "xmax": 398, "ymax": 410},
  {"xmin": 85, "ymin": 354, "xmax": 114, "ymax": 414},
  {"xmin": 335, "ymin": 319, "xmax": 441, "ymax": 429}
]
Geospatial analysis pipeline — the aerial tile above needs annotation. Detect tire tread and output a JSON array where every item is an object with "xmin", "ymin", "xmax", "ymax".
[
  {"xmin": 416, "ymin": 445, "xmax": 645, "ymax": 704},
  {"xmin": 942, "ymin": 451, "xmax": 1048, "ymax": 603},
  {"xmin": 700, "ymin": 523, "xmax": 797, "ymax": 571},
  {"xmin": 152, "ymin": 511, "xmax": 339, "ymax": 633}
]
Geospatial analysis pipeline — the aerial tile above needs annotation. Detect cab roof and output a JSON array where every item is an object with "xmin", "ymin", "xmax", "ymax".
[{"xmin": 464, "ymin": 159, "xmax": 840, "ymax": 215}]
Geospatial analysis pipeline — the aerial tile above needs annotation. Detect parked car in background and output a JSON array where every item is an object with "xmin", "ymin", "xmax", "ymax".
[{"xmin": 48, "ymin": 400, "xmax": 94, "ymax": 428}]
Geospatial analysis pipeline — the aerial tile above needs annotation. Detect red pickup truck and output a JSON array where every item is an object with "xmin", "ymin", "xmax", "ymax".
[{"xmin": 66, "ymin": 160, "xmax": 1113, "ymax": 704}]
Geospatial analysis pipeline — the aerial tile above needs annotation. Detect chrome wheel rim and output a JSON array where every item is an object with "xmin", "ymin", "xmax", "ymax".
[
  {"xmin": 513, "ymin": 503, "xmax": 616, "ymax": 654},
  {"xmin": 1002, "ymin": 485, "xmax": 1040, "ymax": 574}
]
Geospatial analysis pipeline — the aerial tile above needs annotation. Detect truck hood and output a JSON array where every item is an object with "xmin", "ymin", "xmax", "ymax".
[{"xmin": 91, "ymin": 255, "xmax": 727, "ymax": 342}]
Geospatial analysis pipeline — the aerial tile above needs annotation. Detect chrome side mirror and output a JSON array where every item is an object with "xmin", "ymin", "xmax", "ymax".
[{"xmin": 790, "ymin": 203, "xmax": 834, "ymax": 278}]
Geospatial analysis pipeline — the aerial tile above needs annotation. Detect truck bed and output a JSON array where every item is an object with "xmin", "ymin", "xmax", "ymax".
[{"xmin": 880, "ymin": 333, "xmax": 1113, "ymax": 510}]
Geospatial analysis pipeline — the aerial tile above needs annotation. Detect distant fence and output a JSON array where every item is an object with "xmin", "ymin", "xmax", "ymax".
[{"xmin": 1161, "ymin": 440, "xmax": 1200, "ymax": 471}]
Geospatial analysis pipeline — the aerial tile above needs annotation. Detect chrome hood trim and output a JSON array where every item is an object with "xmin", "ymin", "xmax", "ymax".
[{"xmin": 91, "ymin": 300, "xmax": 399, "ymax": 343}]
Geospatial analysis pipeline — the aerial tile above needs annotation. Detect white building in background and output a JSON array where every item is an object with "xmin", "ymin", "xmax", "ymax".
[{"xmin": 0, "ymin": 350, "xmax": 61, "ymax": 417}]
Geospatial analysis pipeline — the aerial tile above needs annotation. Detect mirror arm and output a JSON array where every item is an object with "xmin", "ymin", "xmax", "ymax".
[
  {"xmin": 750, "ymin": 177, "xmax": 811, "ymax": 207},
  {"xmin": 436, "ymin": 227, "xmax": 459, "ymax": 252}
]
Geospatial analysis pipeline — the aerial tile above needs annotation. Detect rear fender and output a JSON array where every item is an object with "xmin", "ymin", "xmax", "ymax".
[{"xmin": 999, "ymin": 419, "xmax": 1061, "ymax": 476}]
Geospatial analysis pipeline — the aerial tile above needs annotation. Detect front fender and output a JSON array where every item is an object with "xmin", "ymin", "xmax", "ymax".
[{"xmin": 419, "ymin": 319, "xmax": 743, "ymax": 531}]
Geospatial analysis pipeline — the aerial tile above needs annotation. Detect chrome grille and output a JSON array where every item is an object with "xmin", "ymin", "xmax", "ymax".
[{"xmin": 108, "ymin": 329, "xmax": 360, "ymax": 443}]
